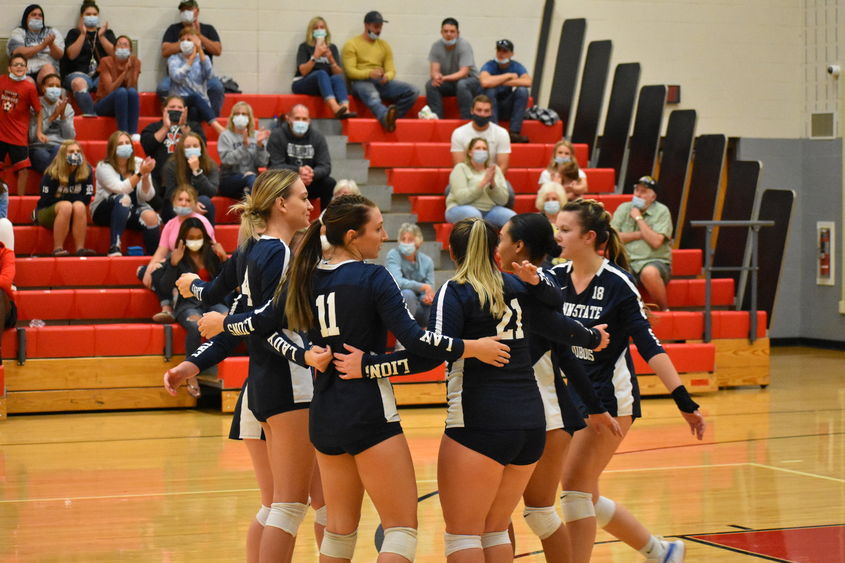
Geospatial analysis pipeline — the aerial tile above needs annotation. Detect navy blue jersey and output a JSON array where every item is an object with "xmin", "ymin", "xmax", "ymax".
[{"xmin": 547, "ymin": 259, "xmax": 665, "ymax": 417}]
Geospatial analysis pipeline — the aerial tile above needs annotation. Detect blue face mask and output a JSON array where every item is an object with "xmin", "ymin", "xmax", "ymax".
[
  {"xmin": 9, "ymin": 72, "xmax": 26, "ymax": 82},
  {"xmin": 44, "ymin": 86, "xmax": 62, "ymax": 102},
  {"xmin": 631, "ymin": 196, "xmax": 647, "ymax": 210},
  {"xmin": 83, "ymin": 15, "xmax": 99, "ymax": 28},
  {"xmin": 398, "ymin": 242, "xmax": 416, "ymax": 257},
  {"xmin": 291, "ymin": 120, "xmax": 309, "ymax": 136},
  {"xmin": 115, "ymin": 144, "xmax": 133, "ymax": 159},
  {"xmin": 184, "ymin": 147, "xmax": 202, "ymax": 159},
  {"xmin": 313, "ymin": 29, "xmax": 327, "ymax": 39},
  {"xmin": 543, "ymin": 200, "xmax": 561, "ymax": 215},
  {"xmin": 115, "ymin": 48, "xmax": 131, "ymax": 60},
  {"xmin": 28, "ymin": 18, "xmax": 44, "ymax": 32},
  {"xmin": 368, "ymin": 31, "xmax": 380, "ymax": 40},
  {"xmin": 554, "ymin": 156, "xmax": 571, "ymax": 165},
  {"xmin": 442, "ymin": 38, "xmax": 457, "ymax": 47},
  {"xmin": 173, "ymin": 205, "xmax": 193, "ymax": 216},
  {"xmin": 496, "ymin": 57, "xmax": 510, "ymax": 65},
  {"xmin": 471, "ymin": 150, "xmax": 488, "ymax": 164}
]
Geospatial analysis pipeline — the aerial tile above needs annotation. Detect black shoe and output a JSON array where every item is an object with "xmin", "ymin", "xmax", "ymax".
[
  {"xmin": 335, "ymin": 107, "xmax": 358, "ymax": 120},
  {"xmin": 76, "ymin": 248, "xmax": 97, "ymax": 256},
  {"xmin": 383, "ymin": 105, "xmax": 398, "ymax": 132},
  {"xmin": 509, "ymin": 132, "xmax": 530, "ymax": 143}
]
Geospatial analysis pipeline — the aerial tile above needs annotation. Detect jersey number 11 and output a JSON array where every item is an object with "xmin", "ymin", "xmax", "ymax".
[{"xmin": 316, "ymin": 292, "xmax": 340, "ymax": 337}]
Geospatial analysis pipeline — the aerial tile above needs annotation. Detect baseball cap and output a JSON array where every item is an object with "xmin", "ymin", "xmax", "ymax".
[
  {"xmin": 496, "ymin": 39, "xmax": 514, "ymax": 51},
  {"xmin": 364, "ymin": 11, "xmax": 388, "ymax": 24},
  {"xmin": 635, "ymin": 175, "xmax": 658, "ymax": 192}
]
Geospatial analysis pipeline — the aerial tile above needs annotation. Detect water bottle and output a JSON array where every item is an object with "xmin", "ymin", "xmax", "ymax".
[{"xmin": 29, "ymin": 319, "xmax": 46, "ymax": 328}]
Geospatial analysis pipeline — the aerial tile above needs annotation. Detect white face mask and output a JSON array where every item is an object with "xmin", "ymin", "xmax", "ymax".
[
  {"xmin": 291, "ymin": 120, "xmax": 309, "ymax": 136},
  {"xmin": 442, "ymin": 38, "xmax": 457, "ymax": 47},
  {"xmin": 543, "ymin": 200, "xmax": 561, "ymax": 215},
  {"xmin": 367, "ymin": 31, "xmax": 380, "ymax": 40},
  {"xmin": 185, "ymin": 239, "xmax": 204, "ymax": 251},
  {"xmin": 184, "ymin": 147, "xmax": 202, "ymax": 159},
  {"xmin": 44, "ymin": 86, "xmax": 62, "ymax": 101},
  {"xmin": 471, "ymin": 149, "xmax": 488, "ymax": 164},
  {"xmin": 180, "ymin": 40, "xmax": 195, "ymax": 55},
  {"xmin": 554, "ymin": 156, "xmax": 571, "ymax": 164},
  {"xmin": 28, "ymin": 18, "xmax": 44, "ymax": 32},
  {"xmin": 83, "ymin": 15, "xmax": 99, "ymax": 28},
  {"xmin": 232, "ymin": 114, "xmax": 250, "ymax": 129},
  {"xmin": 9, "ymin": 73, "xmax": 26, "ymax": 82},
  {"xmin": 173, "ymin": 205, "xmax": 193, "ymax": 216},
  {"xmin": 180, "ymin": 10, "xmax": 195, "ymax": 23},
  {"xmin": 115, "ymin": 48, "xmax": 131, "ymax": 60},
  {"xmin": 115, "ymin": 143, "xmax": 133, "ymax": 159},
  {"xmin": 313, "ymin": 29, "xmax": 327, "ymax": 40}
]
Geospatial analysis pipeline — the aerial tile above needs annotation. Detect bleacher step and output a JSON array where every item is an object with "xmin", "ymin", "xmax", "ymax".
[
  {"xmin": 360, "ymin": 184, "xmax": 392, "ymax": 211},
  {"xmin": 332, "ymin": 158, "xmax": 369, "ymax": 184}
]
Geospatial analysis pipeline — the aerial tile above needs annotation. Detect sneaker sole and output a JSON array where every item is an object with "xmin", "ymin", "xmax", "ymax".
[{"xmin": 663, "ymin": 541, "xmax": 685, "ymax": 563}]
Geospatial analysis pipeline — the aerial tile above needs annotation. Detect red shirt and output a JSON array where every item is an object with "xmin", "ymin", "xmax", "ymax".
[
  {"xmin": 0, "ymin": 241, "xmax": 15, "ymax": 300},
  {"xmin": 0, "ymin": 75, "xmax": 41, "ymax": 146}
]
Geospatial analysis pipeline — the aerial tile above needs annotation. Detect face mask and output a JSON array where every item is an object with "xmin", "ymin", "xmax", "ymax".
[
  {"xmin": 83, "ymin": 15, "xmax": 99, "ymax": 28},
  {"xmin": 496, "ymin": 57, "xmax": 510, "ymax": 65},
  {"xmin": 544, "ymin": 200, "xmax": 561, "ymax": 215},
  {"xmin": 554, "ymin": 156, "xmax": 571, "ymax": 165},
  {"xmin": 367, "ymin": 31, "xmax": 380, "ymax": 40},
  {"xmin": 67, "ymin": 152, "xmax": 83, "ymax": 166},
  {"xmin": 442, "ymin": 38, "xmax": 457, "ymax": 47},
  {"xmin": 471, "ymin": 114, "xmax": 490, "ymax": 127},
  {"xmin": 398, "ymin": 242, "xmax": 416, "ymax": 257},
  {"xmin": 184, "ymin": 147, "xmax": 202, "ymax": 159},
  {"xmin": 28, "ymin": 18, "xmax": 44, "ymax": 32},
  {"xmin": 173, "ymin": 205, "xmax": 193, "ymax": 216},
  {"xmin": 9, "ymin": 72, "xmax": 25, "ymax": 81},
  {"xmin": 180, "ymin": 40, "xmax": 195, "ymax": 55},
  {"xmin": 115, "ymin": 144, "xmax": 133, "ymax": 159},
  {"xmin": 313, "ymin": 29, "xmax": 327, "ymax": 39},
  {"xmin": 180, "ymin": 10, "xmax": 195, "ymax": 23},
  {"xmin": 232, "ymin": 114, "xmax": 250, "ymax": 129},
  {"xmin": 115, "ymin": 48, "xmax": 131, "ymax": 60},
  {"xmin": 44, "ymin": 86, "xmax": 62, "ymax": 102},
  {"xmin": 320, "ymin": 234, "xmax": 331, "ymax": 252},
  {"xmin": 291, "ymin": 120, "xmax": 309, "ymax": 136},
  {"xmin": 471, "ymin": 150, "xmax": 488, "ymax": 164},
  {"xmin": 185, "ymin": 239, "xmax": 204, "ymax": 251},
  {"xmin": 631, "ymin": 196, "xmax": 647, "ymax": 210}
]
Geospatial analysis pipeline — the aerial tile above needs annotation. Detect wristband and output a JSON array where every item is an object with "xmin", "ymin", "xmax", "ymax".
[
  {"xmin": 671, "ymin": 385, "xmax": 700, "ymax": 413},
  {"xmin": 588, "ymin": 327, "xmax": 602, "ymax": 350}
]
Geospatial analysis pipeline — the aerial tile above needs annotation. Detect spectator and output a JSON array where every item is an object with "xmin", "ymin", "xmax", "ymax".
[
  {"xmin": 293, "ymin": 16, "xmax": 357, "ymax": 120},
  {"xmin": 7, "ymin": 4, "xmax": 64, "ymax": 85},
  {"xmin": 140, "ymin": 95, "xmax": 206, "ymax": 193},
  {"xmin": 446, "ymin": 136, "xmax": 515, "ymax": 228},
  {"xmin": 61, "ymin": 0, "xmax": 116, "ymax": 117},
  {"xmin": 93, "ymin": 131, "xmax": 159, "ymax": 256},
  {"xmin": 479, "ymin": 39, "xmax": 531, "ymax": 143},
  {"xmin": 385, "ymin": 222, "xmax": 435, "ymax": 329},
  {"xmin": 166, "ymin": 27, "xmax": 225, "ymax": 135},
  {"xmin": 157, "ymin": 0, "xmax": 223, "ymax": 117},
  {"xmin": 218, "ymin": 101, "xmax": 270, "ymax": 199},
  {"xmin": 160, "ymin": 132, "xmax": 218, "ymax": 223},
  {"xmin": 0, "ymin": 239, "xmax": 15, "ymax": 329},
  {"xmin": 1, "ymin": 54, "xmax": 43, "ymax": 198},
  {"xmin": 450, "ymin": 94, "xmax": 511, "ymax": 173},
  {"xmin": 267, "ymin": 104, "xmax": 334, "ymax": 210},
  {"xmin": 0, "ymin": 200, "xmax": 14, "ymax": 248},
  {"xmin": 538, "ymin": 139, "xmax": 588, "ymax": 196},
  {"xmin": 157, "ymin": 216, "xmax": 228, "ymax": 395},
  {"xmin": 426, "ymin": 17, "xmax": 479, "ymax": 119},
  {"xmin": 140, "ymin": 185, "xmax": 216, "ymax": 322},
  {"xmin": 535, "ymin": 181, "xmax": 567, "ymax": 226},
  {"xmin": 35, "ymin": 140, "xmax": 95, "ymax": 256},
  {"xmin": 342, "ymin": 10, "xmax": 419, "ymax": 131},
  {"xmin": 95, "ymin": 35, "xmax": 141, "ymax": 138},
  {"xmin": 28, "ymin": 73, "xmax": 74, "ymax": 176},
  {"xmin": 611, "ymin": 176, "xmax": 674, "ymax": 311},
  {"xmin": 332, "ymin": 178, "xmax": 360, "ymax": 199}
]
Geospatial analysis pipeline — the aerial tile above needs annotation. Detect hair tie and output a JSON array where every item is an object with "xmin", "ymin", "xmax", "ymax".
[{"xmin": 318, "ymin": 210, "xmax": 326, "ymax": 226}]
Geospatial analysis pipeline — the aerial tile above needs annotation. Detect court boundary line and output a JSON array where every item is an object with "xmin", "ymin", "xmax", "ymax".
[{"xmin": 681, "ymin": 536, "xmax": 795, "ymax": 562}]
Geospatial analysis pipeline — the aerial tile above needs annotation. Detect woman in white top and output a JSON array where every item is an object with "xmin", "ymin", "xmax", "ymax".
[
  {"xmin": 8, "ymin": 4, "xmax": 65, "ymax": 84},
  {"xmin": 93, "ymin": 130, "xmax": 159, "ymax": 256},
  {"xmin": 538, "ymin": 139, "xmax": 589, "ymax": 196},
  {"xmin": 445, "ymin": 137, "xmax": 516, "ymax": 229},
  {"xmin": 218, "ymin": 101, "xmax": 271, "ymax": 199}
]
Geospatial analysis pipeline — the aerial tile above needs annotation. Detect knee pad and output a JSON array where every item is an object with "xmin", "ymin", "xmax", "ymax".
[
  {"xmin": 265, "ymin": 501, "xmax": 308, "ymax": 536},
  {"xmin": 313, "ymin": 505, "xmax": 327, "ymax": 527},
  {"xmin": 255, "ymin": 504, "xmax": 271, "ymax": 526},
  {"xmin": 381, "ymin": 526, "xmax": 417, "ymax": 561},
  {"xmin": 444, "ymin": 533, "xmax": 482, "ymax": 556},
  {"xmin": 480, "ymin": 530, "xmax": 511, "ymax": 549},
  {"xmin": 594, "ymin": 496, "xmax": 616, "ymax": 528},
  {"xmin": 560, "ymin": 490, "xmax": 596, "ymax": 523},
  {"xmin": 523, "ymin": 505, "xmax": 562, "ymax": 540},
  {"xmin": 320, "ymin": 529, "xmax": 358, "ymax": 560}
]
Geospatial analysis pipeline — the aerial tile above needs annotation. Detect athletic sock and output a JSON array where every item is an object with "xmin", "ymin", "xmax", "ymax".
[{"xmin": 640, "ymin": 535, "xmax": 666, "ymax": 560}]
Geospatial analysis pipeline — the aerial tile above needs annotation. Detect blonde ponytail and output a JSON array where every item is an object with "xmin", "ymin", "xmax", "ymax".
[
  {"xmin": 450, "ymin": 218, "xmax": 507, "ymax": 318},
  {"xmin": 229, "ymin": 169, "xmax": 298, "ymax": 247}
]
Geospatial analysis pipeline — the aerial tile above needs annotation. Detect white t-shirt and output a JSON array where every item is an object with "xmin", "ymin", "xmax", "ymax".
[
  {"xmin": 450, "ymin": 122, "xmax": 511, "ymax": 159},
  {"xmin": 538, "ymin": 167, "xmax": 587, "ymax": 184}
]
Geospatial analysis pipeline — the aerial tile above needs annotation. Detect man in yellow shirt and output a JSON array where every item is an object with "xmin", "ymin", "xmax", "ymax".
[{"xmin": 342, "ymin": 11, "xmax": 419, "ymax": 132}]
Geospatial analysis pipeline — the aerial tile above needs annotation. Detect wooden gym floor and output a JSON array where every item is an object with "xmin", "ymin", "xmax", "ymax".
[{"xmin": 1, "ymin": 346, "xmax": 843, "ymax": 562}]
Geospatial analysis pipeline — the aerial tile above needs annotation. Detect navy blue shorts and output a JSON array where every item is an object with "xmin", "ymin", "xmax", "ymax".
[
  {"xmin": 445, "ymin": 427, "xmax": 546, "ymax": 466},
  {"xmin": 313, "ymin": 421, "xmax": 403, "ymax": 456}
]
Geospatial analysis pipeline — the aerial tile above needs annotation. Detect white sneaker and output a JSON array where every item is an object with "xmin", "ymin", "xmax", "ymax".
[
  {"xmin": 662, "ymin": 539, "xmax": 685, "ymax": 563},
  {"xmin": 130, "ymin": 133, "xmax": 141, "ymax": 143}
]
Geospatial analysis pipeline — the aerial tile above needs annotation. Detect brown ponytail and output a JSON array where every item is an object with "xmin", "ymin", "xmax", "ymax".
[{"xmin": 562, "ymin": 198, "xmax": 631, "ymax": 272}]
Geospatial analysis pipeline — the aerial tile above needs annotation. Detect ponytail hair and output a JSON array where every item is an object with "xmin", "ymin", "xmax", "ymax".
[
  {"xmin": 283, "ymin": 194, "xmax": 376, "ymax": 331},
  {"xmin": 562, "ymin": 199, "xmax": 631, "ymax": 271},
  {"xmin": 507, "ymin": 213, "xmax": 561, "ymax": 264},
  {"xmin": 449, "ymin": 218, "xmax": 507, "ymax": 318},
  {"xmin": 230, "ymin": 169, "xmax": 299, "ymax": 247}
]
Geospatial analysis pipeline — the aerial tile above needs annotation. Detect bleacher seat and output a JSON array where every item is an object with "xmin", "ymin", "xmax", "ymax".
[
  {"xmin": 344, "ymin": 119, "xmax": 563, "ymax": 144},
  {"xmin": 14, "ymin": 256, "xmax": 147, "ymax": 288},
  {"xmin": 365, "ymin": 142, "xmax": 589, "ymax": 169},
  {"xmin": 15, "ymin": 289, "xmax": 160, "ymax": 321},
  {"xmin": 631, "ymin": 343, "xmax": 715, "ymax": 374},
  {"xmin": 387, "ymin": 167, "xmax": 616, "ymax": 195}
]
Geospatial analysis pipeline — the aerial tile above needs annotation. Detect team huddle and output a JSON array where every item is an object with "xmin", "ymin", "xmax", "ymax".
[{"xmin": 163, "ymin": 168, "xmax": 706, "ymax": 563}]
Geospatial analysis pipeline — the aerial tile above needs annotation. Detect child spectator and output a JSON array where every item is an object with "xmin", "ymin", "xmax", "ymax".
[
  {"xmin": 385, "ymin": 222, "xmax": 435, "ymax": 328},
  {"xmin": 61, "ymin": 0, "xmax": 116, "ymax": 117},
  {"xmin": 167, "ymin": 27, "xmax": 224, "ymax": 135},
  {"xmin": 293, "ymin": 17, "xmax": 356, "ymax": 119},
  {"xmin": 95, "ymin": 35, "xmax": 141, "ymax": 138},
  {"xmin": 217, "ymin": 101, "xmax": 270, "ymax": 199},
  {"xmin": 1, "ymin": 54, "xmax": 43, "ymax": 199},
  {"xmin": 93, "ymin": 131, "xmax": 159, "ymax": 256},
  {"xmin": 35, "ymin": 140, "xmax": 95, "ymax": 256},
  {"xmin": 538, "ymin": 139, "xmax": 588, "ymax": 196},
  {"xmin": 160, "ymin": 132, "xmax": 218, "ymax": 223},
  {"xmin": 7, "ymin": 4, "xmax": 65, "ymax": 85},
  {"xmin": 28, "ymin": 73, "xmax": 74, "ymax": 177}
]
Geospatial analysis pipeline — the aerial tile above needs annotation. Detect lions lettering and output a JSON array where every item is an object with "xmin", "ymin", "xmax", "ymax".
[
  {"xmin": 227, "ymin": 317, "xmax": 255, "ymax": 336},
  {"xmin": 364, "ymin": 358, "xmax": 411, "ymax": 379}
]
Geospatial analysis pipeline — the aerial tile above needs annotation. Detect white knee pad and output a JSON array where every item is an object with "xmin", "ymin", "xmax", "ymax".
[
  {"xmin": 594, "ymin": 496, "xmax": 616, "ymax": 528},
  {"xmin": 265, "ymin": 501, "xmax": 308, "ymax": 536},
  {"xmin": 381, "ymin": 526, "xmax": 417, "ymax": 561},
  {"xmin": 313, "ymin": 505, "xmax": 328, "ymax": 527},
  {"xmin": 523, "ymin": 505, "xmax": 562, "ymax": 539},
  {"xmin": 320, "ymin": 529, "xmax": 358, "ymax": 560},
  {"xmin": 560, "ymin": 490, "xmax": 596, "ymax": 523},
  {"xmin": 255, "ymin": 504, "xmax": 271, "ymax": 526},
  {"xmin": 444, "ymin": 533, "xmax": 482, "ymax": 556},
  {"xmin": 480, "ymin": 530, "xmax": 511, "ymax": 549}
]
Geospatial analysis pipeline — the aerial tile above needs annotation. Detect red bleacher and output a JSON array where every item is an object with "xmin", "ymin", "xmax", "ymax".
[
  {"xmin": 365, "ymin": 142, "xmax": 588, "ymax": 168},
  {"xmin": 14, "ymin": 256, "xmax": 147, "ymax": 288},
  {"xmin": 344, "ymin": 119, "xmax": 563, "ymax": 144},
  {"xmin": 387, "ymin": 167, "xmax": 616, "ymax": 195},
  {"xmin": 15, "ymin": 289, "xmax": 160, "ymax": 321}
]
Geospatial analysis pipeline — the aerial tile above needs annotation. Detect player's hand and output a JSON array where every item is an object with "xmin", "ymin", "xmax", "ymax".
[
  {"xmin": 467, "ymin": 336, "xmax": 510, "ymax": 367},
  {"xmin": 592, "ymin": 323, "xmax": 610, "ymax": 351},
  {"xmin": 198, "ymin": 311, "xmax": 225, "ymax": 338},
  {"xmin": 176, "ymin": 272, "xmax": 200, "ymax": 298},
  {"xmin": 163, "ymin": 361, "xmax": 200, "ymax": 395},
  {"xmin": 304, "ymin": 345, "xmax": 333, "ymax": 373},
  {"xmin": 512, "ymin": 260, "xmax": 540, "ymax": 285},
  {"xmin": 682, "ymin": 409, "xmax": 706, "ymax": 440},
  {"xmin": 334, "ymin": 344, "xmax": 364, "ymax": 379},
  {"xmin": 586, "ymin": 411, "xmax": 623, "ymax": 437}
]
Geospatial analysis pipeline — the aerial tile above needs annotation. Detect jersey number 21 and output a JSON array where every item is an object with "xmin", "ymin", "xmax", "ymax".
[{"xmin": 496, "ymin": 298, "xmax": 524, "ymax": 339}]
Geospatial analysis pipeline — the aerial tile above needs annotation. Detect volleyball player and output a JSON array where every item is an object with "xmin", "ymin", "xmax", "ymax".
[{"xmin": 547, "ymin": 199, "xmax": 705, "ymax": 563}]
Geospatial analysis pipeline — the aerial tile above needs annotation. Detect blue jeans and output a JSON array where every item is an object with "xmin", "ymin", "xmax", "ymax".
[
  {"xmin": 219, "ymin": 172, "xmax": 256, "ymax": 199},
  {"xmin": 401, "ymin": 289, "xmax": 431, "ymax": 328},
  {"xmin": 157, "ymin": 75, "xmax": 224, "ymax": 117},
  {"xmin": 65, "ymin": 72, "xmax": 98, "ymax": 115},
  {"xmin": 29, "ymin": 144, "xmax": 60, "ymax": 173},
  {"xmin": 292, "ymin": 70, "xmax": 349, "ymax": 104},
  {"xmin": 350, "ymin": 79, "xmax": 419, "ymax": 121},
  {"xmin": 92, "ymin": 194, "xmax": 161, "ymax": 253},
  {"xmin": 445, "ymin": 205, "xmax": 516, "ymax": 229},
  {"xmin": 0, "ymin": 190, "xmax": 7, "ymax": 219},
  {"xmin": 178, "ymin": 303, "xmax": 229, "ymax": 355},
  {"xmin": 94, "ymin": 87, "xmax": 140, "ymax": 134},
  {"xmin": 181, "ymin": 92, "xmax": 217, "ymax": 125},
  {"xmin": 484, "ymin": 85, "xmax": 529, "ymax": 134},
  {"xmin": 425, "ymin": 76, "xmax": 480, "ymax": 119}
]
